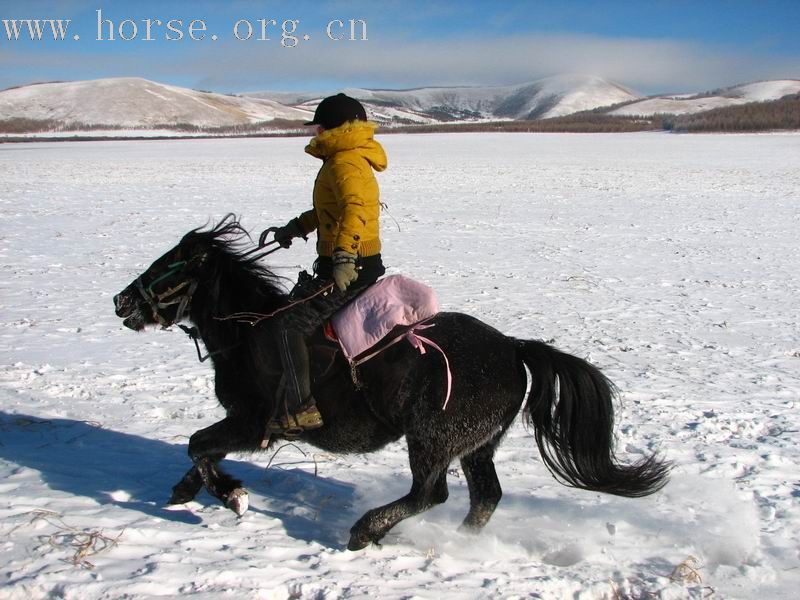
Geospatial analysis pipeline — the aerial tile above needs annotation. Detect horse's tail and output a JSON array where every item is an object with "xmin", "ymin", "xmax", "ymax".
[{"xmin": 516, "ymin": 339, "xmax": 670, "ymax": 497}]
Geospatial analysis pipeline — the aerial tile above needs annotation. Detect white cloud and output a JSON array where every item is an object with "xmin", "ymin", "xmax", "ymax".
[
  {"xmin": 2, "ymin": 32, "xmax": 798, "ymax": 95},
  {"xmin": 178, "ymin": 32, "xmax": 800, "ymax": 94}
]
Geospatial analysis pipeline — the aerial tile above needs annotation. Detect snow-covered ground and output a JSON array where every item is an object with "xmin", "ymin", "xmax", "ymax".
[{"xmin": 1, "ymin": 132, "xmax": 799, "ymax": 599}]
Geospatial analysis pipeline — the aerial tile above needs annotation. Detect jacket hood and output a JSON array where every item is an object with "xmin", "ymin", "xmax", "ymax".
[{"xmin": 305, "ymin": 120, "xmax": 387, "ymax": 171}]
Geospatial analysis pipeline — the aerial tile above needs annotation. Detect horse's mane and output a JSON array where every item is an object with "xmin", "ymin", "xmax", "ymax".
[{"xmin": 183, "ymin": 213, "xmax": 289, "ymax": 307}]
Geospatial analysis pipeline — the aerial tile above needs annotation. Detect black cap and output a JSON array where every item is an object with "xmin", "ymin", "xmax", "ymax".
[{"xmin": 304, "ymin": 93, "xmax": 367, "ymax": 129}]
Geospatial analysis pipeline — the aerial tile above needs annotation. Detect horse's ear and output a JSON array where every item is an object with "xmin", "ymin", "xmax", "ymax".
[
  {"xmin": 179, "ymin": 230, "xmax": 209, "ymax": 255},
  {"xmin": 178, "ymin": 232, "xmax": 196, "ymax": 252}
]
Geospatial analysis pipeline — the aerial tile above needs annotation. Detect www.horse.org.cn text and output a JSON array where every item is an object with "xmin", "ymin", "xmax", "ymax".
[{"xmin": 1, "ymin": 10, "xmax": 369, "ymax": 47}]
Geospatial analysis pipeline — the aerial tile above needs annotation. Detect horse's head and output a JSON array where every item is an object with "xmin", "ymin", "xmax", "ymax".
[
  {"xmin": 113, "ymin": 233, "xmax": 210, "ymax": 331},
  {"xmin": 114, "ymin": 216, "xmax": 253, "ymax": 331}
]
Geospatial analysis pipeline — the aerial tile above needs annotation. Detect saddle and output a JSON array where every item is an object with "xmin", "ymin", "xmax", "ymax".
[
  {"xmin": 331, "ymin": 275, "xmax": 438, "ymax": 359},
  {"xmin": 308, "ymin": 275, "xmax": 451, "ymax": 407}
]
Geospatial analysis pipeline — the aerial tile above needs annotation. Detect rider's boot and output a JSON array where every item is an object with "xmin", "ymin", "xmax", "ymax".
[{"xmin": 268, "ymin": 329, "xmax": 323, "ymax": 438}]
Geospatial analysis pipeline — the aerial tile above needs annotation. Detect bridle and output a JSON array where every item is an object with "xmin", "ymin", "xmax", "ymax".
[
  {"xmin": 131, "ymin": 235, "xmax": 287, "ymax": 361},
  {"xmin": 135, "ymin": 255, "xmax": 204, "ymax": 328},
  {"xmin": 134, "ymin": 235, "xmax": 283, "ymax": 330}
]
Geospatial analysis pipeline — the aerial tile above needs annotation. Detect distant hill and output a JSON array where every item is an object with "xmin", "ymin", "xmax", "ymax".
[
  {"xmin": 0, "ymin": 77, "xmax": 313, "ymax": 129},
  {"xmin": 1, "ymin": 76, "xmax": 798, "ymax": 137},
  {"xmin": 662, "ymin": 92, "xmax": 800, "ymax": 132},
  {"xmin": 609, "ymin": 80, "xmax": 800, "ymax": 117},
  {"xmin": 245, "ymin": 75, "xmax": 642, "ymax": 124}
]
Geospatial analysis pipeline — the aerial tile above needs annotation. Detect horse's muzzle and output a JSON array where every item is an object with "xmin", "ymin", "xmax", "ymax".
[
  {"xmin": 113, "ymin": 292, "xmax": 130, "ymax": 317},
  {"xmin": 114, "ymin": 289, "xmax": 145, "ymax": 330}
]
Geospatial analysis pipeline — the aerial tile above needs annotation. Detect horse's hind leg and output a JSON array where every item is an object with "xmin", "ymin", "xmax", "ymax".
[
  {"xmin": 348, "ymin": 441, "xmax": 450, "ymax": 551},
  {"xmin": 459, "ymin": 438, "xmax": 503, "ymax": 532}
]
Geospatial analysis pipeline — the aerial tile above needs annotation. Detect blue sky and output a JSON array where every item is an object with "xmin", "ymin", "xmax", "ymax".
[{"xmin": 1, "ymin": 0, "xmax": 798, "ymax": 94}]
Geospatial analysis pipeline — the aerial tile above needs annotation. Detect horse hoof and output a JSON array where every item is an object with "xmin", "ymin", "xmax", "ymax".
[
  {"xmin": 347, "ymin": 531, "xmax": 373, "ymax": 551},
  {"xmin": 347, "ymin": 537, "xmax": 370, "ymax": 551},
  {"xmin": 226, "ymin": 488, "xmax": 249, "ymax": 516},
  {"xmin": 168, "ymin": 488, "xmax": 194, "ymax": 505}
]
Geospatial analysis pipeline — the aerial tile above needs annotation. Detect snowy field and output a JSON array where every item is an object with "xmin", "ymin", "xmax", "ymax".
[{"xmin": 1, "ymin": 132, "xmax": 799, "ymax": 599}]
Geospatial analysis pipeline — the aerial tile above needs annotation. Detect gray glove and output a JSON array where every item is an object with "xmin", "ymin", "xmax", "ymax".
[
  {"xmin": 259, "ymin": 219, "xmax": 303, "ymax": 248},
  {"xmin": 332, "ymin": 250, "xmax": 358, "ymax": 292}
]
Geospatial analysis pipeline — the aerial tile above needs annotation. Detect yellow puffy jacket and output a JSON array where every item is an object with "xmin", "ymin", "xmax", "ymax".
[{"xmin": 295, "ymin": 120, "xmax": 387, "ymax": 258}]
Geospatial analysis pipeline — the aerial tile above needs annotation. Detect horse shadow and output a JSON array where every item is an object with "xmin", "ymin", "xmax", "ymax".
[
  {"xmin": 0, "ymin": 410, "xmax": 678, "ymax": 554},
  {"xmin": 0, "ymin": 411, "xmax": 357, "ymax": 548}
]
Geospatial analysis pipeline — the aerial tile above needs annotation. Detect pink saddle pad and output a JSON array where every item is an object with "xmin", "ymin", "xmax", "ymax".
[{"xmin": 331, "ymin": 274, "xmax": 439, "ymax": 361}]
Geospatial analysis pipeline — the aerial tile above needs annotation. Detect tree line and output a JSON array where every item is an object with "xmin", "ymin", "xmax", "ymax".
[{"xmin": 662, "ymin": 94, "xmax": 800, "ymax": 132}]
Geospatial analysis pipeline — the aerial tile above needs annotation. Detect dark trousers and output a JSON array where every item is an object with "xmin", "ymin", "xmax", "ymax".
[{"xmin": 274, "ymin": 255, "xmax": 385, "ymax": 412}]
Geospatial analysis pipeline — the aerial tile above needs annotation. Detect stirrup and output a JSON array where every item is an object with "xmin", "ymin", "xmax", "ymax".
[{"xmin": 267, "ymin": 405, "xmax": 324, "ymax": 439}]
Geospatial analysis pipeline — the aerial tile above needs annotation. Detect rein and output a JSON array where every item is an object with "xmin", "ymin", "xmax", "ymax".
[
  {"xmin": 214, "ymin": 282, "xmax": 335, "ymax": 326},
  {"xmin": 209, "ymin": 236, "xmax": 333, "ymax": 326},
  {"xmin": 172, "ymin": 280, "xmax": 333, "ymax": 363},
  {"xmin": 238, "ymin": 240, "xmax": 283, "ymax": 262}
]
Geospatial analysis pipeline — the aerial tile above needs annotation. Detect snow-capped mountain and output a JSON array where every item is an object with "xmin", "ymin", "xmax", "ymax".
[
  {"xmin": 0, "ymin": 77, "xmax": 313, "ymax": 128},
  {"xmin": 246, "ymin": 75, "xmax": 641, "ymax": 124},
  {"xmin": 1, "ymin": 76, "xmax": 797, "ymax": 133},
  {"xmin": 609, "ymin": 80, "xmax": 800, "ymax": 117}
]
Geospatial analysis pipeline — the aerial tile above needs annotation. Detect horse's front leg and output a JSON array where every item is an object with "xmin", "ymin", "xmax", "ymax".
[
  {"xmin": 169, "ymin": 459, "xmax": 219, "ymax": 505},
  {"xmin": 184, "ymin": 417, "xmax": 262, "ymax": 515}
]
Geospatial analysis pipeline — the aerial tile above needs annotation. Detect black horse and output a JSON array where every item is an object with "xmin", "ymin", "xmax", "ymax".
[{"xmin": 113, "ymin": 216, "xmax": 669, "ymax": 551}]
